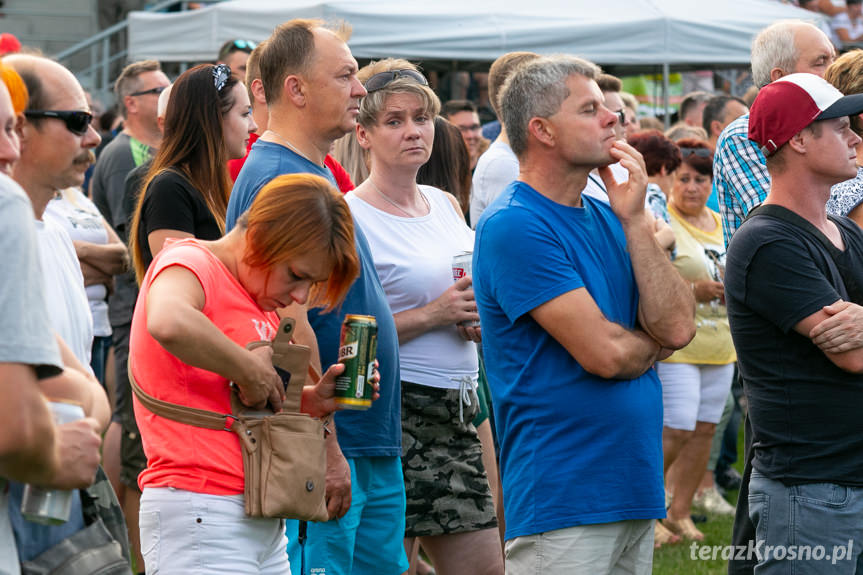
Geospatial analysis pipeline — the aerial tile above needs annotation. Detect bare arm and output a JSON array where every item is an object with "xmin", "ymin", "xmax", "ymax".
[
  {"xmin": 652, "ymin": 214, "xmax": 676, "ymax": 255},
  {"xmin": 145, "ymin": 265, "xmax": 285, "ymax": 411},
  {"xmin": 818, "ymin": 0, "xmax": 846, "ymax": 15},
  {"xmin": 601, "ymin": 142, "xmax": 695, "ymax": 350},
  {"xmin": 36, "ymin": 335, "xmax": 111, "ymax": 431},
  {"xmin": 796, "ymin": 300, "xmax": 863, "ymax": 372},
  {"xmin": 0, "ymin": 362, "xmax": 103, "ymax": 488},
  {"xmin": 79, "ymin": 260, "xmax": 114, "ymax": 288},
  {"xmin": 393, "ymin": 275, "xmax": 480, "ymax": 344},
  {"xmin": 0, "ymin": 363, "xmax": 58, "ymax": 482},
  {"xmin": 808, "ymin": 300, "xmax": 863, "ymax": 355},
  {"xmin": 835, "ymin": 26, "xmax": 863, "ymax": 43},
  {"xmin": 74, "ymin": 219, "xmax": 129, "ymax": 276},
  {"xmin": 530, "ymin": 287, "xmax": 664, "ymax": 380},
  {"xmin": 148, "ymin": 229, "xmax": 194, "ymax": 261}
]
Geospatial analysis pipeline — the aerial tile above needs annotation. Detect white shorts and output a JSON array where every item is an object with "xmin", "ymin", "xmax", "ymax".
[
  {"xmin": 140, "ymin": 487, "xmax": 290, "ymax": 574},
  {"xmin": 656, "ymin": 362, "xmax": 734, "ymax": 430}
]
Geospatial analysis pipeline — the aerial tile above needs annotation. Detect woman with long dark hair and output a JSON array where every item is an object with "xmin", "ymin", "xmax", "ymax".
[{"xmin": 129, "ymin": 63, "xmax": 256, "ymax": 283}]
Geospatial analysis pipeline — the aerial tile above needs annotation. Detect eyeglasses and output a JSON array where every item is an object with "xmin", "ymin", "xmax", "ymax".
[
  {"xmin": 129, "ymin": 85, "xmax": 168, "ymax": 97},
  {"xmin": 616, "ymin": 109, "xmax": 626, "ymax": 126},
  {"xmin": 24, "ymin": 110, "xmax": 93, "ymax": 136},
  {"xmin": 363, "ymin": 69, "xmax": 428, "ymax": 93},
  {"xmin": 679, "ymin": 147, "xmax": 713, "ymax": 158}
]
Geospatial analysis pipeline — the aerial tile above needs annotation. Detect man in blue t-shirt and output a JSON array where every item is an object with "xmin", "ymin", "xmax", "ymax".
[
  {"xmin": 226, "ymin": 20, "xmax": 407, "ymax": 575},
  {"xmin": 474, "ymin": 55, "xmax": 695, "ymax": 574}
]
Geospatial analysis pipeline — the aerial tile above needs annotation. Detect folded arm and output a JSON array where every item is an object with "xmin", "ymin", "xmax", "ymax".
[
  {"xmin": 530, "ymin": 286, "xmax": 665, "ymax": 380},
  {"xmin": 74, "ymin": 220, "xmax": 129, "ymax": 276},
  {"xmin": 803, "ymin": 300, "xmax": 863, "ymax": 371}
]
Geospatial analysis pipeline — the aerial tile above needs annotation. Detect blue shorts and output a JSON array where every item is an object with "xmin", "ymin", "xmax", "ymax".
[{"xmin": 286, "ymin": 456, "xmax": 409, "ymax": 575}]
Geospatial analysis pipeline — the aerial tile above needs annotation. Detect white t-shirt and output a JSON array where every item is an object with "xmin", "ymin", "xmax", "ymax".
[
  {"xmin": 582, "ymin": 162, "xmax": 630, "ymax": 203},
  {"xmin": 346, "ymin": 185, "xmax": 478, "ymax": 389},
  {"xmin": 44, "ymin": 189, "xmax": 112, "ymax": 337},
  {"xmin": 35, "ymin": 216, "xmax": 94, "ymax": 369},
  {"xmin": 470, "ymin": 139, "xmax": 519, "ymax": 227}
]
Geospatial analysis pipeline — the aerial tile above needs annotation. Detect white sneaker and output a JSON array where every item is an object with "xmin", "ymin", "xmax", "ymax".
[{"xmin": 693, "ymin": 486, "xmax": 736, "ymax": 516}]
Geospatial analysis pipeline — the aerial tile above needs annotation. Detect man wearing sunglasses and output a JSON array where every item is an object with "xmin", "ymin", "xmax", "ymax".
[
  {"xmin": 226, "ymin": 19, "xmax": 407, "ymax": 575},
  {"xmin": 218, "ymin": 38, "xmax": 256, "ymax": 80}
]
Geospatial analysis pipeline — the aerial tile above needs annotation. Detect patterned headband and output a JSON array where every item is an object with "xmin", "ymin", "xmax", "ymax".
[{"xmin": 212, "ymin": 63, "xmax": 231, "ymax": 92}]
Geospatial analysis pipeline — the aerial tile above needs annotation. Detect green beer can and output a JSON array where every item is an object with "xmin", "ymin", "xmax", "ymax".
[{"xmin": 335, "ymin": 314, "xmax": 377, "ymax": 410}]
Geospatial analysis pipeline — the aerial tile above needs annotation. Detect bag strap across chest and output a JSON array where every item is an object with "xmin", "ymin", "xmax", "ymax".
[{"xmin": 129, "ymin": 317, "xmax": 319, "ymax": 431}]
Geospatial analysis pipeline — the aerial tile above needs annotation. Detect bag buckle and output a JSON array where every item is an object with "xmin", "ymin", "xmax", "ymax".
[{"xmin": 223, "ymin": 414, "xmax": 238, "ymax": 431}]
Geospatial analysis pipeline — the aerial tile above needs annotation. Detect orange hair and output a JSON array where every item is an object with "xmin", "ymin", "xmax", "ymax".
[
  {"xmin": 0, "ymin": 61, "xmax": 28, "ymax": 114},
  {"xmin": 238, "ymin": 174, "xmax": 359, "ymax": 311}
]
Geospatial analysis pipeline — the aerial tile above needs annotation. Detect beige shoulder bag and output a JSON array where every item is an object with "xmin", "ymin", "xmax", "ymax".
[{"xmin": 130, "ymin": 317, "xmax": 329, "ymax": 521}]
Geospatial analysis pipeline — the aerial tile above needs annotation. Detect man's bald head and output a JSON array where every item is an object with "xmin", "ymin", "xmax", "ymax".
[{"xmin": 4, "ymin": 54, "xmax": 100, "ymax": 203}]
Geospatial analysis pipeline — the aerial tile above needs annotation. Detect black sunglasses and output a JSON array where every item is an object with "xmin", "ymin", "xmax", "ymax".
[
  {"xmin": 130, "ymin": 85, "xmax": 167, "ymax": 97},
  {"xmin": 24, "ymin": 110, "xmax": 93, "ymax": 136},
  {"xmin": 679, "ymin": 147, "xmax": 713, "ymax": 158},
  {"xmin": 363, "ymin": 69, "xmax": 428, "ymax": 93},
  {"xmin": 616, "ymin": 109, "xmax": 626, "ymax": 126}
]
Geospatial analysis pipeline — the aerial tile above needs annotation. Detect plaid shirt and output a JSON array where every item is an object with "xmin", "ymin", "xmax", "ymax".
[{"xmin": 713, "ymin": 113, "xmax": 771, "ymax": 246}]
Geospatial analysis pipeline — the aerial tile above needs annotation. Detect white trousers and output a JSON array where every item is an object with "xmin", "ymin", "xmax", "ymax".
[{"xmin": 140, "ymin": 487, "xmax": 290, "ymax": 574}]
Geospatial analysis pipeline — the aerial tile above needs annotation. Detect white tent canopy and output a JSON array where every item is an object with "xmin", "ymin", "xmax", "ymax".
[{"xmin": 128, "ymin": 0, "xmax": 822, "ymax": 69}]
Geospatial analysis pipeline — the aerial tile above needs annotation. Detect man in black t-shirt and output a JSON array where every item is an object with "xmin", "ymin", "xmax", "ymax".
[{"xmin": 726, "ymin": 73, "xmax": 863, "ymax": 573}]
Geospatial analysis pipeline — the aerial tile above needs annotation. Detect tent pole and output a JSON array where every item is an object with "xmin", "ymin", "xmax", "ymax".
[{"xmin": 663, "ymin": 62, "xmax": 670, "ymax": 129}]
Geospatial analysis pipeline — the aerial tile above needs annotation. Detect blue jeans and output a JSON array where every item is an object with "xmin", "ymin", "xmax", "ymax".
[
  {"xmin": 89, "ymin": 334, "xmax": 112, "ymax": 388},
  {"xmin": 748, "ymin": 470, "xmax": 863, "ymax": 574}
]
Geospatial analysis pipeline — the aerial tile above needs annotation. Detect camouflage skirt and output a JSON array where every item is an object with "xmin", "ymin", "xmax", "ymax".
[{"xmin": 401, "ymin": 380, "xmax": 498, "ymax": 537}]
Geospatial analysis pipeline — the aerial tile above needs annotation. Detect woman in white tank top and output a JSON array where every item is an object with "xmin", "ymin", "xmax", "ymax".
[{"xmin": 344, "ymin": 59, "xmax": 503, "ymax": 575}]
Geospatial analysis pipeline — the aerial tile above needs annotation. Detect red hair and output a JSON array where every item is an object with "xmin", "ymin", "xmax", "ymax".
[{"xmin": 239, "ymin": 174, "xmax": 359, "ymax": 311}]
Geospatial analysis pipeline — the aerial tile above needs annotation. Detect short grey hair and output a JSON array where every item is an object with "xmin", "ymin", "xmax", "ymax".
[
  {"xmin": 751, "ymin": 20, "xmax": 810, "ymax": 89},
  {"xmin": 114, "ymin": 59, "xmax": 162, "ymax": 115},
  {"xmin": 500, "ymin": 55, "xmax": 601, "ymax": 157}
]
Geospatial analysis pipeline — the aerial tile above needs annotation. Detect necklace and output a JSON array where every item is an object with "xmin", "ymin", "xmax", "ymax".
[
  {"xmin": 367, "ymin": 178, "xmax": 430, "ymax": 218},
  {"xmin": 264, "ymin": 129, "xmax": 324, "ymax": 167}
]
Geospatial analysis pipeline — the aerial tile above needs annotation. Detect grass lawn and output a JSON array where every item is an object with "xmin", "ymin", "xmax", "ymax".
[{"xmin": 652, "ymin": 424, "xmax": 745, "ymax": 574}]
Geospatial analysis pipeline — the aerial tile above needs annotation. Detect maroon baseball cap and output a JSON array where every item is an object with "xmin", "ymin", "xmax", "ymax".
[{"xmin": 749, "ymin": 73, "xmax": 863, "ymax": 156}]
